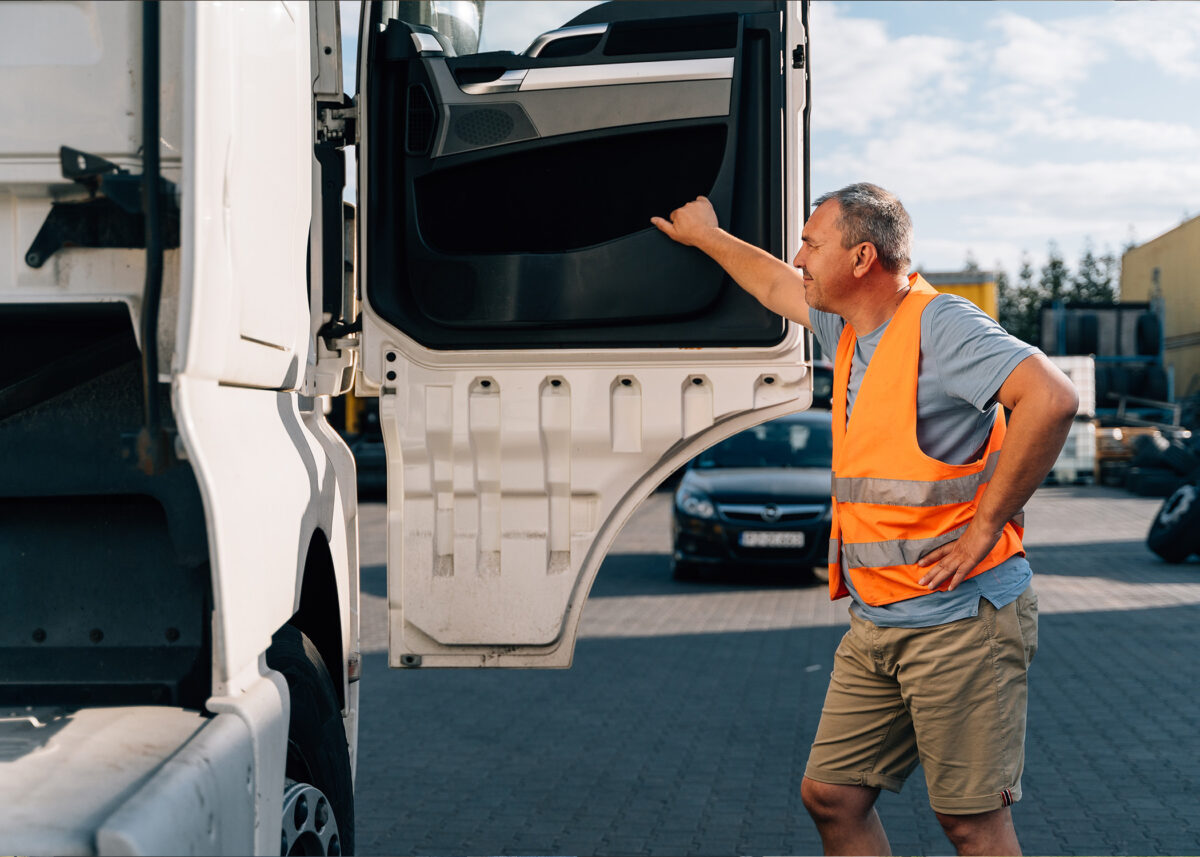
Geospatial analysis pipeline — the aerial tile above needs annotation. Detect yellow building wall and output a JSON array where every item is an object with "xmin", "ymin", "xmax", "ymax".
[
  {"xmin": 931, "ymin": 282, "xmax": 998, "ymax": 319},
  {"xmin": 1121, "ymin": 216, "xmax": 1200, "ymax": 398}
]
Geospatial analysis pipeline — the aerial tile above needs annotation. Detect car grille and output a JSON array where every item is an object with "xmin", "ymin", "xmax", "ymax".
[{"xmin": 719, "ymin": 503, "xmax": 825, "ymax": 523}]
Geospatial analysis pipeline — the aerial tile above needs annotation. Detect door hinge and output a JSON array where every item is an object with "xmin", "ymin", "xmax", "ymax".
[
  {"xmin": 792, "ymin": 43, "xmax": 806, "ymax": 70},
  {"xmin": 317, "ymin": 314, "xmax": 362, "ymax": 352},
  {"xmin": 317, "ymin": 100, "xmax": 358, "ymax": 147}
]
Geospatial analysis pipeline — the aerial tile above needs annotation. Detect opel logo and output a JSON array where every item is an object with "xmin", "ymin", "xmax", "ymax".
[{"xmin": 761, "ymin": 504, "xmax": 782, "ymax": 522}]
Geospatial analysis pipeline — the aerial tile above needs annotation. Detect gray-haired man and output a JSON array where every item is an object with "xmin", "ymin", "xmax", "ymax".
[{"xmin": 653, "ymin": 184, "xmax": 1076, "ymax": 855}]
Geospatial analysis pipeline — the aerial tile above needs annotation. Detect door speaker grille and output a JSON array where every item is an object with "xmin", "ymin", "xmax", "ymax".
[{"xmin": 451, "ymin": 108, "xmax": 515, "ymax": 147}]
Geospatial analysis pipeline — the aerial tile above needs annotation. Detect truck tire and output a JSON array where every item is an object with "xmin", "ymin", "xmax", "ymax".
[
  {"xmin": 1160, "ymin": 440, "xmax": 1200, "ymax": 477},
  {"xmin": 1124, "ymin": 466, "xmax": 1185, "ymax": 497},
  {"xmin": 1130, "ymin": 434, "xmax": 1168, "ymax": 468},
  {"xmin": 1094, "ymin": 364, "xmax": 1112, "ymax": 408},
  {"xmin": 267, "ymin": 625, "xmax": 355, "ymax": 856},
  {"xmin": 1066, "ymin": 313, "xmax": 1099, "ymax": 355},
  {"xmin": 1136, "ymin": 311, "xmax": 1161, "ymax": 356},
  {"xmin": 1143, "ymin": 365, "xmax": 1169, "ymax": 402},
  {"xmin": 1147, "ymin": 481, "xmax": 1200, "ymax": 563}
]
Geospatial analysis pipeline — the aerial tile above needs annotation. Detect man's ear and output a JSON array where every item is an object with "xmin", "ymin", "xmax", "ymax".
[{"xmin": 851, "ymin": 242, "xmax": 878, "ymax": 278}]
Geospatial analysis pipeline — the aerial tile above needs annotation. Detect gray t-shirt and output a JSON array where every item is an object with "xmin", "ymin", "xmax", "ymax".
[{"xmin": 811, "ymin": 294, "xmax": 1039, "ymax": 628}]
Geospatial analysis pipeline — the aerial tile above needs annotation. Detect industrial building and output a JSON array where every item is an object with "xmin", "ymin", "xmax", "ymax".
[
  {"xmin": 920, "ymin": 269, "xmax": 998, "ymax": 319},
  {"xmin": 1121, "ymin": 215, "xmax": 1200, "ymax": 400}
]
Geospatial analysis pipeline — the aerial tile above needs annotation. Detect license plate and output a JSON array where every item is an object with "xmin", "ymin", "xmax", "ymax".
[{"xmin": 739, "ymin": 530, "xmax": 806, "ymax": 548}]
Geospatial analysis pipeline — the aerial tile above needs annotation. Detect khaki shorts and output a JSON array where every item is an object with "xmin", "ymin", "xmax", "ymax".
[{"xmin": 804, "ymin": 586, "xmax": 1039, "ymax": 815}]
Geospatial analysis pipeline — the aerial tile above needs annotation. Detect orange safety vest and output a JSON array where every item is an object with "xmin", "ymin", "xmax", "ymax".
[{"xmin": 826, "ymin": 274, "xmax": 1025, "ymax": 605}]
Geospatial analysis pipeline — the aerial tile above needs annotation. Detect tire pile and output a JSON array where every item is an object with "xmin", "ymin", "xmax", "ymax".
[
  {"xmin": 1144, "ymin": 434, "xmax": 1200, "ymax": 563},
  {"xmin": 1125, "ymin": 433, "xmax": 1200, "ymax": 497}
]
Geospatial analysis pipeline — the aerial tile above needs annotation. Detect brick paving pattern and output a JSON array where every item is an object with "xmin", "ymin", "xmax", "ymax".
[{"xmin": 354, "ymin": 485, "xmax": 1200, "ymax": 855}]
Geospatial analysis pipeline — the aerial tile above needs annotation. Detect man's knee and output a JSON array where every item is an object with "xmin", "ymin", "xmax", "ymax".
[
  {"xmin": 934, "ymin": 807, "xmax": 1019, "ymax": 855},
  {"xmin": 801, "ymin": 777, "xmax": 879, "ymax": 823}
]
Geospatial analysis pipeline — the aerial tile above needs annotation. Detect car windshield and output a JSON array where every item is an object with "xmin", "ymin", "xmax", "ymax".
[{"xmin": 694, "ymin": 420, "xmax": 832, "ymax": 470}]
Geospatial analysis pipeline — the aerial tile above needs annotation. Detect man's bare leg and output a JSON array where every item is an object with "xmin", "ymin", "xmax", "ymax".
[
  {"xmin": 801, "ymin": 777, "xmax": 891, "ymax": 856},
  {"xmin": 935, "ymin": 806, "xmax": 1021, "ymax": 856}
]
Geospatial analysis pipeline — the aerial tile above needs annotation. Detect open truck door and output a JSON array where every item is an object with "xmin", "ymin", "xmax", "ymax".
[{"xmin": 358, "ymin": 0, "xmax": 810, "ymax": 667}]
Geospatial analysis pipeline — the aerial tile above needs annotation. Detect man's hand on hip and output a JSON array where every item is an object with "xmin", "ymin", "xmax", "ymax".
[{"xmin": 917, "ymin": 522, "xmax": 1005, "ymax": 591}]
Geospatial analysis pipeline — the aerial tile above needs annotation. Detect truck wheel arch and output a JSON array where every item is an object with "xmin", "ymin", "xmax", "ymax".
[{"xmin": 290, "ymin": 531, "xmax": 344, "ymax": 709}]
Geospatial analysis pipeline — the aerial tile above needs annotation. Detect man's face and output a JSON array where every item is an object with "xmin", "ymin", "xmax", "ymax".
[{"xmin": 793, "ymin": 200, "xmax": 855, "ymax": 313}]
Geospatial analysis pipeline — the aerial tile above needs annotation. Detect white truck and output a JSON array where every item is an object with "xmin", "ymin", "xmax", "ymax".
[{"xmin": 0, "ymin": 1, "xmax": 811, "ymax": 853}]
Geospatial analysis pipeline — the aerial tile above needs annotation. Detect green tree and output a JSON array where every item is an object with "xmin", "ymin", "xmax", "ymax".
[
  {"xmin": 1071, "ymin": 240, "xmax": 1118, "ymax": 304},
  {"xmin": 1102, "ymin": 249, "xmax": 1121, "ymax": 302},
  {"xmin": 997, "ymin": 267, "xmax": 1014, "ymax": 329},
  {"xmin": 1039, "ymin": 242, "xmax": 1070, "ymax": 302},
  {"xmin": 998, "ymin": 253, "xmax": 1044, "ymax": 345}
]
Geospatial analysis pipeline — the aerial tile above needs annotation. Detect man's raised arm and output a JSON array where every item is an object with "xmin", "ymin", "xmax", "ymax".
[{"xmin": 651, "ymin": 196, "xmax": 814, "ymax": 330}]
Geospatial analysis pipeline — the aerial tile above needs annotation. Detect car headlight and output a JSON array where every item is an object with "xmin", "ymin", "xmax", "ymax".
[{"xmin": 677, "ymin": 489, "xmax": 716, "ymax": 520}]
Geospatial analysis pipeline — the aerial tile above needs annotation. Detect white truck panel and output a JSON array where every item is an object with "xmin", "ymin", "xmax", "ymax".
[
  {"xmin": 0, "ymin": 1, "xmax": 183, "ymax": 160},
  {"xmin": 178, "ymin": 1, "xmax": 312, "ymax": 390},
  {"xmin": 301, "ymin": 404, "xmax": 364, "ymax": 773},
  {"xmin": 0, "ymin": 0, "xmax": 182, "ymax": 368},
  {"xmin": 95, "ymin": 714, "xmax": 256, "ymax": 856},
  {"xmin": 0, "ymin": 706, "xmax": 208, "ymax": 855},
  {"xmin": 378, "ymin": 343, "xmax": 812, "ymax": 665},
  {"xmin": 173, "ymin": 376, "xmax": 355, "ymax": 694}
]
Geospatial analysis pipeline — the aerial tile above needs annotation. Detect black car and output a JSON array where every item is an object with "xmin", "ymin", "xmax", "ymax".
[{"xmin": 672, "ymin": 409, "xmax": 833, "ymax": 581}]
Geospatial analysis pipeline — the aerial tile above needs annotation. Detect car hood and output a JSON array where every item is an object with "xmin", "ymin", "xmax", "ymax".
[{"xmin": 682, "ymin": 468, "xmax": 832, "ymax": 505}]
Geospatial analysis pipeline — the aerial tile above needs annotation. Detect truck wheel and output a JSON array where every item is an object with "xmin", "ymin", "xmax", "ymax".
[
  {"xmin": 1147, "ymin": 482, "xmax": 1200, "ymax": 563},
  {"xmin": 267, "ymin": 625, "xmax": 355, "ymax": 856}
]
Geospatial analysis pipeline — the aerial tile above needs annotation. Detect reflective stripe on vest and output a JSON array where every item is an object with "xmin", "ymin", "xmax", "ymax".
[
  {"xmin": 829, "ymin": 517, "xmax": 1024, "ymax": 568},
  {"xmin": 833, "ymin": 451, "xmax": 1000, "ymax": 507}
]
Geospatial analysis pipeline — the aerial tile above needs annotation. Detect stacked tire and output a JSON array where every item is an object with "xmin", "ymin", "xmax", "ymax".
[
  {"xmin": 1148, "ymin": 480, "xmax": 1200, "ymax": 563},
  {"xmin": 1125, "ymin": 434, "xmax": 1198, "ymax": 497},
  {"xmin": 1146, "ymin": 434, "xmax": 1200, "ymax": 562}
]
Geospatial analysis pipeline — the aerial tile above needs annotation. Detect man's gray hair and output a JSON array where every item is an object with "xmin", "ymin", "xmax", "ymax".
[{"xmin": 812, "ymin": 183, "xmax": 912, "ymax": 274}]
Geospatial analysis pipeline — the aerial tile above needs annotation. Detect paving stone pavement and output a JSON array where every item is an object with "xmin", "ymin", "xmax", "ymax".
[{"xmin": 353, "ymin": 485, "xmax": 1200, "ymax": 856}]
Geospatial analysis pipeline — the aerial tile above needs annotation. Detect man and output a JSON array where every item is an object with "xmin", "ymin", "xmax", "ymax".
[{"xmin": 652, "ymin": 184, "xmax": 1077, "ymax": 856}]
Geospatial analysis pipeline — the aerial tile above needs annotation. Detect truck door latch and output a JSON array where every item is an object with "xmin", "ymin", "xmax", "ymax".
[{"xmin": 24, "ymin": 146, "xmax": 180, "ymax": 269}]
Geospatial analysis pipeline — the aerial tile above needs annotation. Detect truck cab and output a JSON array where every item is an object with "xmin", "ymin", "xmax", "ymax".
[{"xmin": 0, "ymin": 2, "xmax": 810, "ymax": 853}]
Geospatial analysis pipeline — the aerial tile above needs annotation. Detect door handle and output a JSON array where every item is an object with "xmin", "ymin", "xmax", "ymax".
[
  {"xmin": 524, "ymin": 24, "xmax": 608, "ymax": 58},
  {"xmin": 458, "ymin": 68, "xmax": 528, "ymax": 95}
]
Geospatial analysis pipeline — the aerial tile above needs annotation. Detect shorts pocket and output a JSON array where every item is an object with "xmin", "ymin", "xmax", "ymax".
[{"xmin": 1014, "ymin": 586, "xmax": 1038, "ymax": 666}]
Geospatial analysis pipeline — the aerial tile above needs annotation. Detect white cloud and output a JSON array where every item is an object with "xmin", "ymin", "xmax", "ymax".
[
  {"xmin": 983, "ymin": 4, "xmax": 1200, "ymax": 107},
  {"xmin": 1090, "ymin": 2, "xmax": 1200, "ymax": 80},
  {"xmin": 1007, "ymin": 108, "xmax": 1200, "ymax": 153},
  {"xmin": 913, "ymin": 237, "xmax": 1026, "ymax": 275},
  {"xmin": 809, "ymin": 3, "xmax": 969, "ymax": 134},
  {"xmin": 987, "ymin": 11, "xmax": 1097, "ymax": 100},
  {"xmin": 810, "ymin": 2, "xmax": 1200, "ymax": 279},
  {"xmin": 820, "ymin": 131, "xmax": 1200, "ymax": 210}
]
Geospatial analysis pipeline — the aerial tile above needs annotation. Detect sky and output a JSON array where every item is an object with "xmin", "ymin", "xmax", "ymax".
[{"xmin": 339, "ymin": 0, "xmax": 1200, "ymax": 283}]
